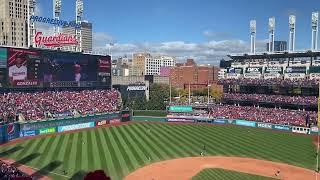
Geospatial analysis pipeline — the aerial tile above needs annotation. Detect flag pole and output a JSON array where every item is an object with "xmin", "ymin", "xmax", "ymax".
[{"xmin": 188, "ymin": 82, "xmax": 191, "ymax": 105}]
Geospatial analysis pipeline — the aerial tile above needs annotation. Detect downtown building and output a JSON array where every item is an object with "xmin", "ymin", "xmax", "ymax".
[
  {"xmin": 170, "ymin": 59, "xmax": 219, "ymax": 89},
  {"xmin": 62, "ymin": 20, "xmax": 93, "ymax": 53},
  {"xmin": 145, "ymin": 55, "xmax": 175, "ymax": 75},
  {"xmin": 130, "ymin": 53, "xmax": 152, "ymax": 76},
  {"xmin": 0, "ymin": 0, "xmax": 28, "ymax": 47}
]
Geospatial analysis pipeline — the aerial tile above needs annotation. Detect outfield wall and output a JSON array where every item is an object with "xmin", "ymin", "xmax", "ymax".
[
  {"xmin": 0, "ymin": 112, "xmax": 124, "ymax": 144},
  {"xmin": 167, "ymin": 116, "xmax": 317, "ymax": 135}
]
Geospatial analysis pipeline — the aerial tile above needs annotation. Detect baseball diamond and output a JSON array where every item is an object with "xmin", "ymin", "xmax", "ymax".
[{"xmin": 0, "ymin": 122, "xmax": 318, "ymax": 180}]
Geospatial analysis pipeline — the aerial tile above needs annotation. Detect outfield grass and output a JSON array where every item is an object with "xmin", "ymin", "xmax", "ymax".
[
  {"xmin": 192, "ymin": 168, "xmax": 276, "ymax": 180},
  {"xmin": 0, "ymin": 123, "xmax": 316, "ymax": 180}
]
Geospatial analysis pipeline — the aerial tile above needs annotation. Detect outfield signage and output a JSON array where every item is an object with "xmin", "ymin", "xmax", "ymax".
[
  {"xmin": 169, "ymin": 106, "xmax": 193, "ymax": 112},
  {"xmin": 21, "ymin": 130, "xmax": 36, "ymax": 137},
  {"xmin": 235, "ymin": 120, "xmax": 256, "ymax": 127},
  {"xmin": 30, "ymin": 15, "xmax": 81, "ymax": 28},
  {"xmin": 167, "ymin": 118, "xmax": 194, "ymax": 122},
  {"xmin": 58, "ymin": 122, "xmax": 94, "ymax": 132},
  {"xmin": 96, "ymin": 120, "xmax": 109, "ymax": 126},
  {"xmin": 273, "ymin": 125, "xmax": 290, "ymax": 131},
  {"xmin": 110, "ymin": 119, "xmax": 121, "ymax": 124},
  {"xmin": 257, "ymin": 123, "xmax": 272, "ymax": 129},
  {"xmin": 214, "ymin": 119, "xmax": 227, "ymax": 124},
  {"xmin": 39, "ymin": 127, "xmax": 56, "ymax": 135}
]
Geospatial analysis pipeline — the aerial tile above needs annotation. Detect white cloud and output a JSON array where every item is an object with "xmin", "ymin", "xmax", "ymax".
[{"xmin": 93, "ymin": 33, "xmax": 268, "ymax": 65}]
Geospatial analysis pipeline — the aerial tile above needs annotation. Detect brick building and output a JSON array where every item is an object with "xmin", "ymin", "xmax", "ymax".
[{"xmin": 170, "ymin": 59, "xmax": 219, "ymax": 89}]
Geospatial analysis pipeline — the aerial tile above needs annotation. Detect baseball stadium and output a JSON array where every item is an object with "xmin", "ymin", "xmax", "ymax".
[{"xmin": 0, "ymin": 0, "xmax": 320, "ymax": 180}]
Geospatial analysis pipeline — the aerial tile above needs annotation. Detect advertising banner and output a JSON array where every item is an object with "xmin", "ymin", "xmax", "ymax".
[
  {"xmin": 110, "ymin": 119, "xmax": 121, "ymax": 124},
  {"xmin": 169, "ymin": 106, "xmax": 193, "ymax": 112},
  {"xmin": 310, "ymin": 73, "xmax": 320, "ymax": 80},
  {"xmin": 227, "ymin": 67, "xmax": 243, "ymax": 74},
  {"xmin": 284, "ymin": 73, "xmax": 305, "ymax": 79},
  {"xmin": 245, "ymin": 67, "xmax": 263, "ymax": 74},
  {"xmin": 264, "ymin": 73, "xmax": 280, "ymax": 79},
  {"xmin": 58, "ymin": 122, "xmax": 94, "ymax": 132},
  {"xmin": 95, "ymin": 120, "xmax": 109, "ymax": 126},
  {"xmin": 257, "ymin": 122, "xmax": 272, "ymax": 129},
  {"xmin": 39, "ymin": 127, "xmax": 56, "ymax": 135},
  {"xmin": 30, "ymin": 15, "xmax": 81, "ymax": 29},
  {"xmin": 21, "ymin": 130, "xmax": 36, "ymax": 137},
  {"xmin": 244, "ymin": 73, "xmax": 261, "ymax": 78},
  {"xmin": 286, "ymin": 67, "xmax": 306, "ymax": 74},
  {"xmin": 226, "ymin": 73, "xmax": 240, "ymax": 79},
  {"xmin": 4, "ymin": 123, "xmax": 20, "ymax": 141},
  {"xmin": 121, "ymin": 110, "xmax": 131, "ymax": 122},
  {"xmin": 213, "ymin": 119, "xmax": 227, "ymax": 124},
  {"xmin": 235, "ymin": 120, "xmax": 256, "ymax": 127},
  {"xmin": 167, "ymin": 118, "xmax": 194, "ymax": 123},
  {"xmin": 273, "ymin": 125, "xmax": 291, "ymax": 131},
  {"xmin": 264, "ymin": 67, "xmax": 283, "ymax": 74}
]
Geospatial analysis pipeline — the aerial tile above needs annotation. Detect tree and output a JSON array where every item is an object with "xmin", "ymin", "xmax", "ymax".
[{"xmin": 210, "ymin": 84, "xmax": 223, "ymax": 102}]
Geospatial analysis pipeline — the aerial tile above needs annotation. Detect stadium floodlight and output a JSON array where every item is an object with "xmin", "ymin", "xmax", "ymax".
[
  {"xmin": 250, "ymin": 20, "xmax": 256, "ymax": 54},
  {"xmin": 268, "ymin": 17, "xmax": 275, "ymax": 52},
  {"xmin": 27, "ymin": 0, "xmax": 36, "ymax": 48},
  {"xmin": 76, "ymin": 0, "xmax": 84, "ymax": 52},
  {"xmin": 312, "ymin": 12, "xmax": 319, "ymax": 50},
  {"xmin": 289, "ymin": 15, "xmax": 296, "ymax": 52},
  {"xmin": 53, "ymin": 0, "xmax": 62, "ymax": 35}
]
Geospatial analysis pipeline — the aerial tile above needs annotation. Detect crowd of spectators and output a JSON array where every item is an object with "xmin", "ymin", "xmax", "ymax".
[
  {"xmin": 218, "ymin": 78, "xmax": 320, "ymax": 87},
  {"xmin": 0, "ymin": 160, "xmax": 30, "ymax": 180},
  {"xmin": 223, "ymin": 93, "xmax": 317, "ymax": 106},
  {"xmin": 209, "ymin": 104, "xmax": 316, "ymax": 127},
  {"xmin": 0, "ymin": 89, "xmax": 121, "ymax": 123}
]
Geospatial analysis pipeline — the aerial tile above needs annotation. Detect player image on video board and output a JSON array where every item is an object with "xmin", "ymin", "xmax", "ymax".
[
  {"xmin": 40, "ymin": 51, "xmax": 97, "ymax": 83},
  {"xmin": 7, "ymin": 48, "xmax": 41, "ymax": 87}
]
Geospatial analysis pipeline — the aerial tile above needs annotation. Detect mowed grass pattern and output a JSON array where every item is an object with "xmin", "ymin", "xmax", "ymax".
[
  {"xmin": 0, "ymin": 123, "xmax": 316, "ymax": 180},
  {"xmin": 192, "ymin": 168, "xmax": 276, "ymax": 180}
]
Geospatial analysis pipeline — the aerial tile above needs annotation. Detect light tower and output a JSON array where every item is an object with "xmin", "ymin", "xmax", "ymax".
[
  {"xmin": 53, "ymin": 0, "xmax": 62, "ymax": 35},
  {"xmin": 27, "ymin": 0, "xmax": 36, "ymax": 47},
  {"xmin": 250, "ymin": 20, "xmax": 256, "ymax": 54},
  {"xmin": 312, "ymin": 12, "xmax": 319, "ymax": 51},
  {"xmin": 268, "ymin": 17, "xmax": 275, "ymax": 52},
  {"xmin": 289, "ymin": 15, "xmax": 296, "ymax": 52},
  {"xmin": 76, "ymin": 0, "xmax": 83, "ymax": 52}
]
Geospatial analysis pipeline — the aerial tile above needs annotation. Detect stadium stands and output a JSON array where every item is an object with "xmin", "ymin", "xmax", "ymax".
[
  {"xmin": 223, "ymin": 93, "xmax": 317, "ymax": 106},
  {"xmin": 218, "ymin": 78, "xmax": 320, "ymax": 87},
  {"xmin": 209, "ymin": 104, "xmax": 316, "ymax": 127},
  {"xmin": 0, "ymin": 89, "xmax": 121, "ymax": 123},
  {"xmin": 0, "ymin": 160, "xmax": 30, "ymax": 179}
]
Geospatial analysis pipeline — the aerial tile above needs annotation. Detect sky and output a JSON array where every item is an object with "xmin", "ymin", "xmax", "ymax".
[{"xmin": 36, "ymin": 0, "xmax": 319, "ymax": 65}]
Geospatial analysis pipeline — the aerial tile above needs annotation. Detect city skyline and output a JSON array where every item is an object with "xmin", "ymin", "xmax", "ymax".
[{"xmin": 36, "ymin": 0, "xmax": 319, "ymax": 64}]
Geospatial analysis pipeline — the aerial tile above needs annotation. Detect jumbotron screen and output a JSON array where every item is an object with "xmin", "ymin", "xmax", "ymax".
[{"xmin": 5, "ymin": 47, "xmax": 111, "ymax": 87}]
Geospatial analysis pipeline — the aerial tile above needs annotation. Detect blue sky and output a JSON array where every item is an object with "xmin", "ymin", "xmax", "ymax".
[{"xmin": 36, "ymin": 0, "xmax": 320, "ymax": 64}]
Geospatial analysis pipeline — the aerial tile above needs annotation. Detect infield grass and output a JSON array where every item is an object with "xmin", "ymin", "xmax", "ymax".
[
  {"xmin": 0, "ymin": 122, "xmax": 316, "ymax": 180},
  {"xmin": 192, "ymin": 168, "xmax": 277, "ymax": 180}
]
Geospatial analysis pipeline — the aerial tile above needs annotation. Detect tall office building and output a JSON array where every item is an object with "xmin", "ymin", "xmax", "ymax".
[
  {"xmin": 0, "ymin": 0, "xmax": 28, "ymax": 47},
  {"xmin": 146, "ymin": 55, "xmax": 175, "ymax": 75},
  {"xmin": 62, "ymin": 20, "xmax": 92, "ymax": 52},
  {"xmin": 131, "ymin": 53, "xmax": 151, "ymax": 76},
  {"xmin": 266, "ymin": 41, "xmax": 287, "ymax": 52}
]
